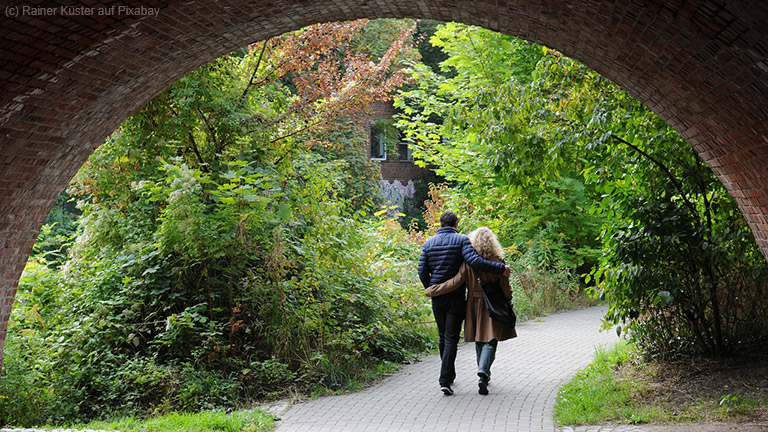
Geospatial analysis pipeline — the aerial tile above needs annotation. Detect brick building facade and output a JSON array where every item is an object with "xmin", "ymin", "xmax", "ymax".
[
  {"xmin": 364, "ymin": 101, "xmax": 429, "ymax": 182},
  {"xmin": 362, "ymin": 101, "xmax": 432, "ymax": 210}
]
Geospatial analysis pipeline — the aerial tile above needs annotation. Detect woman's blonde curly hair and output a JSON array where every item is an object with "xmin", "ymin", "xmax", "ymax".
[{"xmin": 468, "ymin": 226, "xmax": 505, "ymax": 263}]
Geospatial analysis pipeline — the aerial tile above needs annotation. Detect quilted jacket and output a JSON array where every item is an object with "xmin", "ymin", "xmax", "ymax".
[{"xmin": 417, "ymin": 227, "xmax": 505, "ymax": 292}]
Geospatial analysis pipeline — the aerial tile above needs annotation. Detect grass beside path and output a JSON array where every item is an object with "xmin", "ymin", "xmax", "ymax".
[
  {"xmin": 555, "ymin": 340, "xmax": 768, "ymax": 426},
  {"xmin": 554, "ymin": 340, "xmax": 663, "ymax": 425},
  {"xmin": 72, "ymin": 408, "xmax": 273, "ymax": 432}
]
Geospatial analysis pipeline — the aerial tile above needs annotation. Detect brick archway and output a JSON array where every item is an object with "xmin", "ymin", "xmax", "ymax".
[{"xmin": 1, "ymin": 1, "xmax": 766, "ymax": 362}]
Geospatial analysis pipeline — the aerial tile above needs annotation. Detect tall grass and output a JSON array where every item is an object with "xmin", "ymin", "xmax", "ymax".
[{"xmin": 510, "ymin": 266, "xmax": 597, "ymax": 321}]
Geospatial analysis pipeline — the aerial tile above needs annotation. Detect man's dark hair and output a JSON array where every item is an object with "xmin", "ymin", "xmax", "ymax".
[{"xmin": 440, "ymin": 211, "xmax": 458, "ymax": 228}]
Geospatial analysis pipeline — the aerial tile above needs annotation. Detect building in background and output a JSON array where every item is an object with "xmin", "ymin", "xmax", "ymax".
[{"xmin": 364, "ymin": 101, "xmax": 433, "ymax": 213}]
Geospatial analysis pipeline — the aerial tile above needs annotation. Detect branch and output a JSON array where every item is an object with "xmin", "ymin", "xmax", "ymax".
[
  {"xmin": 168, "ymin": 104, "xmax": 208, "ymax": 171},
  {"xmin": 123, "ymin": 320, "xmax": 167, "ymax": 327},
  {"xmin": 695, "ymin": 156, "xmax": 714, "ymax": 234},
  {"xmin": 270, "ymin": 119, "xmax": 323, "ymax": 145},
  {"xmin": 196, "ymin": 107, "xmax": 220, "ymax": 152},
  {"xmin": 248, "ymin": 57, "xmax": 292, "ymax": 90},
  {"xmin": 187, "ymin": 132, "xmax": 209, "ymax": 172},
  {"xmin": 466, "ymin": 32, "xmax": 494, "ymax": 84},
  {"xmin": 241, "ymin": 40, "xmax": 269, "ymax": 99},
  {"xmin": 243, "ymin": 100, "xmax": 302, "ymax": 130},
  {"xmin": 610, "ymin": 134, "xmax": 699, "ymax": 218}
]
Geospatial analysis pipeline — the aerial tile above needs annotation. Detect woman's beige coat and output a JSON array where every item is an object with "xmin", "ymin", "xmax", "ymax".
[{"xmin": 425, "ymin": 261, "xmax": 517, "ymax": 343}]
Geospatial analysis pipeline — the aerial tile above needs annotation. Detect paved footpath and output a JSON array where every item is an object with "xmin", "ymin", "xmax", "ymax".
[
  {"xmin": 272, "ymin": 306, "xmax": 618, "ymax": 432},
  {"xmin": 271, "ymin": 306, "xmax": 768, "ymax": 432}
]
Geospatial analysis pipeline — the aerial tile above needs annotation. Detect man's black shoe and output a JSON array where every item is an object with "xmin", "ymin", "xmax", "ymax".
[
  {"xmin": 441, "ymin": 385, "xmax": 454, "ymax": 396},
  {"xmin": 478, "ymin": 380, "xmax": 489, "ymax": 395}
]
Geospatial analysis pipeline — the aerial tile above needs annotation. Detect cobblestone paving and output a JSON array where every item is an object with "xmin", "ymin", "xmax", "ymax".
[{"xmin": 273, "ymin": 306, "xmax": 618, "ymax": 432}]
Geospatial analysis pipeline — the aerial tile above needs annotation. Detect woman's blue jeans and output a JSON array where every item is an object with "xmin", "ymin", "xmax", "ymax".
[{"xmin": 475, "ymin": 339, "xmax": 498, "ymax": 381}]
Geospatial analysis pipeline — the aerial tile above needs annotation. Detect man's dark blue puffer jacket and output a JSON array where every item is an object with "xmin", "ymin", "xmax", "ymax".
[{"xmin": 418, "ymin": 227, "xmax": 505, "ymax": 293}]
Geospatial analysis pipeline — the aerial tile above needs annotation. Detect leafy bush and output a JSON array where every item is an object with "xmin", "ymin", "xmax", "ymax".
[
  {"xmin": 589, "ymin": 142, "xmax": 768, "ymax": 357},
  {"xmin": 0, "ymin": 20, "xmax": 434, "ymax": 427},
  {"xmin": 397, "ymin": 21, "xmax": 768, "ymax": 358},
  {"xmin": 0, "ymin": 155, "xmax": 434, "ymax": 426}
]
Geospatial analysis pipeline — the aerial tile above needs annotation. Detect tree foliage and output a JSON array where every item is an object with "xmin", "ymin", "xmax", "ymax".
[
  {"xmin": 396, "ymin": 23, "xmax": 598, "ymax": 272},
  {"xmin": 587, "ymin": 126, "xmax": 768, "ymax": 357},
  {"xmin": 1, "ymin": 20, "xmax": 434, "ymax": 425},
  {"xmin": 396, "ymin": 22, "xmax": 768, "ymax": 358}
]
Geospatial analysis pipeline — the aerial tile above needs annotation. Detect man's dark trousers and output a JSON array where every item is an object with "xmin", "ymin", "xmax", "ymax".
[{"xmin": 432, "ymin": 291, "xmax": 464, "ymax": 386}]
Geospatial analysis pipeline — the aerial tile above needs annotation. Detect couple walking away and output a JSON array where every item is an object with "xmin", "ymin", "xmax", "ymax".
[{"xmin": 418, "ymin": 211, "xmax": 517, "ymax": 396}]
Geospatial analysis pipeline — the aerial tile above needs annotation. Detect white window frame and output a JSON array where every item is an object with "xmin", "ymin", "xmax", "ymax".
[{"xmin": 371, "ymin": 128, "xmax": 387, "ymax": 161}]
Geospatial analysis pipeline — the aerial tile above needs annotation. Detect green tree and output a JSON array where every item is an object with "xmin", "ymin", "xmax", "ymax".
[
  {"xmin": 586, "ymin": 115, "xmax": 768, "ymax": 357},
  {"xmin": 1, "ymin": 20, "xmax": 434, "ymax": 425},
  {"xmin": 396, "ymin": 23, "xmax": 768, "ymax": 357},
  {"xmin": 395, "ymin": 24, "xmax": 599, "ymax": 269},
  {"xmin": 32, "ymin": 192, "xmax": 80, "ymax": 268}
]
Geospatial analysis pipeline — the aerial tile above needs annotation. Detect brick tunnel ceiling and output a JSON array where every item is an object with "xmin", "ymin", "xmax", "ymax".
[{"xmin": 0, "ymin": 1, "xmax": 766, "ymax": 361}]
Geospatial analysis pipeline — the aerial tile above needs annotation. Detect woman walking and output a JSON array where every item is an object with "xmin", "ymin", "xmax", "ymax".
[{"xmin": 425, "ymin": 226, "xmax": 516, "ymax": 395}]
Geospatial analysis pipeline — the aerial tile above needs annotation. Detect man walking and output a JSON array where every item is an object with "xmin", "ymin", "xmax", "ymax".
[{"xmin": 418, "ymin": 211, "xmax": 510, "ymax": 395}]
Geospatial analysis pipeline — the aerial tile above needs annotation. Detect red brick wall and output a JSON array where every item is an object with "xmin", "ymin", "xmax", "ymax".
[
  {"xmin": 0, "ymin": 0, "xmax": 766, "ymax": 364},
  {"xmin": 380, "ymin": 161, "xmax": 426, "ymax": 183},
  {"xmin": 363, "ymin": 101, "xmax": 430, "ymax": 182},
  {"xmin": 362, "ymin": 101, "xmax": 397, "ymax": 160}
]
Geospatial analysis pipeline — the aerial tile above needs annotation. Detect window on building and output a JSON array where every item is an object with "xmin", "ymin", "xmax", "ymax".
[
  {"xmin": 398, "ymin": 142, "xmax": 413, "ymax": 161},
  {"xmin": 370, "ymin": 124, "xmax": 387, "ymax": 160}
]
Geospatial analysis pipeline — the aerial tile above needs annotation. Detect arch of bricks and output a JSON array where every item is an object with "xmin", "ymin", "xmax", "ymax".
[{"xmin": 1, "ymin": 1, "xmax": 766, "ymax": 363}]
